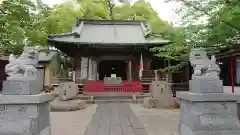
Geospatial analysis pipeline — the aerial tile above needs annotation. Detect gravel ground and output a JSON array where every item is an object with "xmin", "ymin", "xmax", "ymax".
[
  {"xmin": 130, "ymin": 104, "xmax": 180, "ymax": 135},
  {"xmin": 50, "ymin": 104, "xmax": 98, "ymax": 135}
]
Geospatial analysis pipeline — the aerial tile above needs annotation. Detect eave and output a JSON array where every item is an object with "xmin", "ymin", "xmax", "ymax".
[
  {"xmin": 216, "ymin": 44, "xmax": 240, "ymax": 59},
  {"xmin": 48, "ymin": 18, "xmax": 172, "ymax": 56}
]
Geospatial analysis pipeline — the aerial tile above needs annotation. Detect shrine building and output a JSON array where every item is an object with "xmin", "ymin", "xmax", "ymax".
[{"xmin": 48, "ymin": 18, "xmax": 189, "ymax": 94}]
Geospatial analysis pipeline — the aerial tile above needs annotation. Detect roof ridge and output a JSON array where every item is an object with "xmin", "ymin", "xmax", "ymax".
[
  {"xmin": 76, "ymin": 17, "xmax": 146, "ymax": 22},
  {"xmin": 76, "ymin": 18, "xmax": 147, "ymax": 26},
  {"xmin": 48, "ymin": 32, "xmax": 80, "ymax": 39}
]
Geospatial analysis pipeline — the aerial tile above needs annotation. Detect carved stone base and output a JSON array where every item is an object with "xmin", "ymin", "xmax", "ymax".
[
  {"xmin": 2, "ymin": 78, "xmax": 41, "ymax": 95},
  {"xmin": 50, "ymin": 99, "xmax": 86, "ymax": 111},
  {"xmin": 0, "ymin": 93, "xmax": 54, "ymax": 135},
  {"xmin": 189, "ymin": 76, "xmax": 223, "ymax": 93},
  {"xmin": 177, "ymin": 92, "xmax": 240, "ymax": 135}
]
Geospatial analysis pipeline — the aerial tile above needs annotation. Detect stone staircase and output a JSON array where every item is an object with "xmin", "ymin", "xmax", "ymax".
[
  {"xmin": 141, "ymin": 78, "xmax": 152, "ymax": 93},
  {"xmin": 141, "ymin": 71, "xmax": 167, "ymax": 93}
]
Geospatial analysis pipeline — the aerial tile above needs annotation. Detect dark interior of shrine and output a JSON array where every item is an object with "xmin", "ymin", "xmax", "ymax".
[
  {"xmin": 98, "ymin": 60, "xmax": 127, "ymax": 80},
  {"xmin": 218, "ymin": 57, "xmax": 232, "ymax": 86}
]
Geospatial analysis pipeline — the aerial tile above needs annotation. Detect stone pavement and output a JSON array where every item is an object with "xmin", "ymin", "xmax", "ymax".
[
  {"xmin": 130, "ymin": 104, "xmax": 180, "ymax": 135},
  {"xmin": 50, "ymin": 104, "xmax": 98, "ymax": 135},
  {"xmin": 50, "ymin": 103, "xmax": 180, "ymax": 135},
  {"xmin": 84, "ymin": 103, "xmax": 148, "ymax": 135}
]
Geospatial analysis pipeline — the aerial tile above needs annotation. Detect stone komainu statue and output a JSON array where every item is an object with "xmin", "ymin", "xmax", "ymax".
[
  {"xmin": 189, "ymin": 48, "xmax": 220, "ymax": 79},
  {"xmin": 5, "ymin": 46, "xmax": 39, "ymax": 78}
]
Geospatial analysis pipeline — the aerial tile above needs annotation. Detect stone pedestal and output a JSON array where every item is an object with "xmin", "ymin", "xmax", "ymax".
[
  {"xmin": 189, "ymin": 76, "xmax": 223, "ymax": 93},
  {"xmin": 50, "ymin": 99, "xmax": 86, "ymax": 111},
  {"xmin": 2, "ymin": 77, "xmax": 41, "ymax": 95},
  {"xmin": 177, "ymin": 77, "xmax": 240, "ymax": 135},
  {"xmin": 0, "ymin": 93, "xmax": 55, "ymax": 135},
  {"xmin": 1, "ymin": 46, "xmax": 54, "ymax": 135}
]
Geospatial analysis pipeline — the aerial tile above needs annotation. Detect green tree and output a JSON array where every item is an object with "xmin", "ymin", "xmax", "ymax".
[
  {"xmin": 0, "ymin": 0, "xmax": 52, "ymax": 55},
  {"xmin": 45, "ymin": 0, "xmax": 188, "ymax": 71},
  {"xmin": 152, "ymin": 0, "xmax": 240, "ymax": 71},
  {"xmin": 44, "ymin": 0, "xmax": 187, "ymax": 71},
  {"xmin": 0, "ymin": 0, "xmax": 187, "ymax": 73}
]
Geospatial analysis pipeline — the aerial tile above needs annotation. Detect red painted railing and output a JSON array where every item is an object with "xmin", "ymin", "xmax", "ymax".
[
  {"xmin": 84, "ymin": 80, "xmax": 142, "ymax": 93},
  {"xmin": 84, "ymin": 80, "xmax": 105, "ymax": 92}
]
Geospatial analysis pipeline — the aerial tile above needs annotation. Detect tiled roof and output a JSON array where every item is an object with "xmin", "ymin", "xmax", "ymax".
[{"xmin": 48, "ymin": 18, "xmax": 170, "ymax": 45}]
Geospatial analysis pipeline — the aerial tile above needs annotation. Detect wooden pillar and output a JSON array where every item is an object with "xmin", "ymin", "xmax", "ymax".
[
  {"xmin": 186, "ymin": 63, "xmax": 190, "ymax": 82},
  {"xmin": 230, "ymin": 56, "xmax": 234, "ymax": 93},
  {"xmin": 139, "ymin": 53, "xmax": 143, "ymax": 80},
  {"xmin": 128, "ymin": 60, "xmax": 132, "ymax": 81},
  {"xmin": 131, "ymin": 59, "xmax": 137, "ymax": 81},
  {"xmin": 75, "ymin": 55, "xmax": 82, "ymax": 84},
  {"xmin": 166, "ymin": 60, "xmax": 172, "ymax": 82},
  {"xmin": 143, "ymin": 54, "xmax": 150, "ymax": 70},
  {"xmin": 96, "ymin": 61, "xmax": 99, "ymax": 80}
]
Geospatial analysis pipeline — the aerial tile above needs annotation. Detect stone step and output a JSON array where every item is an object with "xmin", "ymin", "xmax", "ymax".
[
  {"xmin": 95, "ymin": 96, "xmax": 133, "ymax": 100},
  {"xmin": 84, "ymin": 99, "xmax": 143, "ymax": 104},
  {"xmin": 77, "ymin": 95, "xmax": 132, "ymax": 100},
  {"xmin": 91, "ymin": 99, "xmax": 143, "ymax": 104},
  {"xmin": 76, "ymin": 94, "xmax": 148, "ymax": 101}
]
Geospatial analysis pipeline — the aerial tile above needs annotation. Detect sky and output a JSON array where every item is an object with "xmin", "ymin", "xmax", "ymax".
[
  {"xmin": 41, "ymin": 0, "xmax": 180, "ymax": 23},
  {"xmin": 146, "ymin": 0, "xmax": 180, "ymax": 23}
]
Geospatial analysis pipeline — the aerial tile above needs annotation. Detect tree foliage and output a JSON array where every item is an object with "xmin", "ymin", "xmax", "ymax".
[
  {"xmin": 0, "ymin": 0, "xmax": 185, "ymax": 71},
  {"xmin": 0, "ymin": 0, "xmax": 52, "ymax": 54},
  {"xmin": 2, "ymin": 0, "xmax": 218, "ymax": 72},
  {"xmin": 152, "ymin": 0, "xmax": 240, "ymax": 72},
  {"xmin": 50, "ymin": 0, "xmax": 187, "ymax": 72}
]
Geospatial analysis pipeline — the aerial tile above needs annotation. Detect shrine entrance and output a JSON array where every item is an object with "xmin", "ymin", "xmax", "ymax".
[
  {"xmin": 49, "ymin": 19, "xmax": 172, "ymax": 94},
  {"xmin": 98, "ymin": 60, "xmax": 127, "ymax": 80}
]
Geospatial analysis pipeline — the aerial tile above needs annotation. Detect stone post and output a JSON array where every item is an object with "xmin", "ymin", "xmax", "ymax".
[
  {"xmin": 177, "ymin": 48, "xmax": 240, "ymax": 135},
  {"xmin": 0, "ymin": 46, "xmax": 54, "ymax": 135}
]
